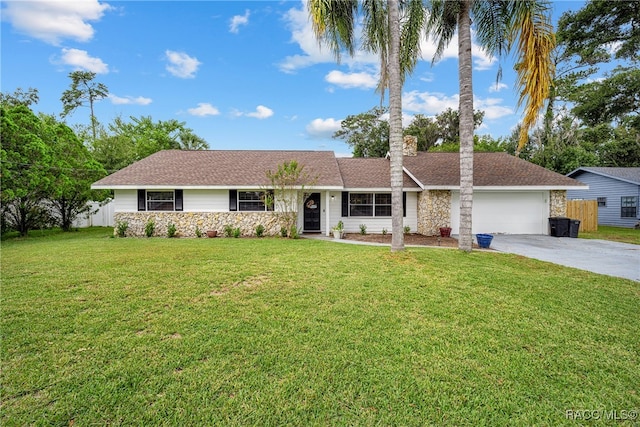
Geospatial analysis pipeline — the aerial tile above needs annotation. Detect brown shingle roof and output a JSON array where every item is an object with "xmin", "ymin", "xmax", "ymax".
[
  {"xmin": 93, "ymin": 150, "xmax": 585, "ymax": 189},
  {"xmin": 337, "ymin": 158, "xmax": 420, "ymax": 189},
  {"xmin": 403, "ymin": 152, "xmax": 586, "ymax": 187},
  {"xmin": 92, "ymin": 150, "xmax": 344, "ymax": 188}
]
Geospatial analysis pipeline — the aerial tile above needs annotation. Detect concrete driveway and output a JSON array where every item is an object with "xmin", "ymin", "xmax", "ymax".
[{"xmin": 489, "ymin": 235, "xmax": 640, "ymax": 282}]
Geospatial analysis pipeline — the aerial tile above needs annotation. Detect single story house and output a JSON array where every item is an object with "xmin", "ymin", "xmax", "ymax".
[
  {"xmin": 567, "ymin": 167, "xmax": 640, "ymax": 228},
  {"xmin": 92, "ymin": 138, "xmax": 587, "ymax": 237}
]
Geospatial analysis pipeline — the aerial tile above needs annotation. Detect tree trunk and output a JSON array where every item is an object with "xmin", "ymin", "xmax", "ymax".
[
  {"xmin": 458, "ymin": 0, "xmax": 474, "ymax": 252},
  {"xmin": 388, "ymin": 0, "xmax": 404, "ymax": 252}
]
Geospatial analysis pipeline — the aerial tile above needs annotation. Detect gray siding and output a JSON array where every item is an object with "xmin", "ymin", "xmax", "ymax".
[{"xmin": 567, "ymin": 171, "xmax": 640, "ymax": 227}]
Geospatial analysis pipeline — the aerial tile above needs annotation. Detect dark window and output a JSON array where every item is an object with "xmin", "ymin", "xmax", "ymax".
[
  {"xmin": 238, "ymin": 191, "xmax": 267, "ymax": 211},
  {"xmin": 348, "ymin": 193, "xmax": 393, "ymax": 217},
  {"xmin": 147, "ymin": 191, "xmax": 174, "ymax": 211},
  {"xmin": 621, "ymin": 196, "xmax": 637, "ymax": 218},
  {"xmin": 597, "ymin": 197, "xmax": 606, "ymax": 207}
]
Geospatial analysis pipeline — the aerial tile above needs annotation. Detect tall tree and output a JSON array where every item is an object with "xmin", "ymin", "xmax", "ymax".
[
  {"xmin": 427, "ymin": 0, "xmax": 555, "ymax": 251},
  {"xmin": 1, "ymin": 105, "xmax": 54, "ymax": 235},
  {"xmin": 333, "ymin": 106, "xmax": 390, "ymax": 157},
  {"xmin": 60, "ymin": 71, "xmax": 108, "ymax": 142},
  {"xmin": 308, "ymin": 0, "xmax": 426, "ymax": 251},
  {"xmin": 42, "ymin": 115, "xmax": 108, "ymax": 231}
]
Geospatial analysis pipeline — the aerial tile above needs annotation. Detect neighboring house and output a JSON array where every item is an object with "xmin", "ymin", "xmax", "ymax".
[
  {"xmin": 566, "ymin": 167, "xmax": 640, "ymax": 228},
  {"xmin": 92, "ymin": 139, "xmax": 586, "ymax": 237}
]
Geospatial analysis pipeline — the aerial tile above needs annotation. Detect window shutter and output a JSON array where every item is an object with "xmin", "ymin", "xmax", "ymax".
[
  {"xmin": 137, "ymin": 190, "xmax": 146, "ymax": 211},
  {"xmin": 403, "ymin": 192, "xmax": 407, "ymax": 217},
  {"xmin": 229, "ymin": 190, "xmax": 237, "ymax": 211},
  {"xmin": 341, "ymin": 192, "xmax": 349, "ymax": 217},
  {"xmin": 175, "ymin": 189, "xmax": 183, "ymax": 211}
]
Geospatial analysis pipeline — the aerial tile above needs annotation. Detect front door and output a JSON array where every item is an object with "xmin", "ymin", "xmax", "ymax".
[{"xmin": 303, "ymin": 193, "xmax": 321, "ymax": 232}]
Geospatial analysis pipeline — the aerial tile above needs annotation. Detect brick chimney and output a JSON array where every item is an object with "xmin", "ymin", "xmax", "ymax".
[{"xmin": 403, "ymin": 135, "xmax": 418, "ymax": 156}]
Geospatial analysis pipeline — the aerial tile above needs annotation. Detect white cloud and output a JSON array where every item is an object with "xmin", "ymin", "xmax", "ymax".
[
  {"xmin": 489, "ymin": 82, "xmax": 508, "ymax": 93},
  {"xmin": 188, "ymin": 103, "xmax": 220, "ymax": 117},
  {"xmin": 403, "ymin": 90, "xmax": 460, "ymax": 115},
  {"xmin": 59, "ymin": 48, "xmax": 109, "ymax": 73},
  {"xmin": 229, "ymin": 9, "xmax": 250, "ymax": 34},
  {"xmin": 403, "ymin": 90, "xmax": 513, "ymax": 120},
  {"xmin": 109, "ymin": 94, "xmax": 152, "ymax": 105},
  {"xmin": 2, "ymin": 0, "xmax": 111, "ymax": 45},
  {"xmin": 165, "ymin": 50, "xmax": 201, "ymax": 79},
  {"xmin": 306, "ymin": 118, "xmax": 342, "ymax": 138},
  {"xmin": 325, "ymin": 70, "xmax": 377, "ymax": 89},
  {"xmin": 246, "ymin": 105, "xmax": 274, "ymax": 119},
  {"xmin": 474, "ymin": 97, "xmax": 513, "ymax": 120}
]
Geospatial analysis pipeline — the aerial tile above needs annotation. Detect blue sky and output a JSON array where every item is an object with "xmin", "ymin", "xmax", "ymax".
[{"xmin": 1, "ymin": 0, "xmax": 585, "ymax": 157}]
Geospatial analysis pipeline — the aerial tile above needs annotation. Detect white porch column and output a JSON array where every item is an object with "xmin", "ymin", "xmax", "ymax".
[{"xmin": 325, "ymin": 191, "xmax": 332, "ymax": 236}]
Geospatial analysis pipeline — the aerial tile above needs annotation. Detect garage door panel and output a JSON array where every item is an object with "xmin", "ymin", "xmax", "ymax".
[{"xmin": 451, "ymin": 191, "xmax": 548, "ymax": 234}]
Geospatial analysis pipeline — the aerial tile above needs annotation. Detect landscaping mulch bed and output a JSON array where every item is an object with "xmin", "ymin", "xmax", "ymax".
[{"xmin": 343, "ymin": 233, "xmax": 475, "ymax": 248}]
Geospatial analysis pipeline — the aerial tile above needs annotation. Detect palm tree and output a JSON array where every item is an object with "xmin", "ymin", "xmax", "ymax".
[
  {"xmin": 428, "ymin": 0, "xmax": 555, "ymax": 252},
  {"xmin": 308, "ymin": 0, "xmax": 426, "ymax": 252}
]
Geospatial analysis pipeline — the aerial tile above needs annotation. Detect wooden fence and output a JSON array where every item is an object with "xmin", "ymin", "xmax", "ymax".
[{"xmin": 566, "ymin": 200, "xmax": 598, "ymax": 232}]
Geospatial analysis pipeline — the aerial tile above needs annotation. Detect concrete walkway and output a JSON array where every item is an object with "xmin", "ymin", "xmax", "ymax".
[{"xmin": 305, "ymin": 234, "xmax": 640, "ymax": 282}]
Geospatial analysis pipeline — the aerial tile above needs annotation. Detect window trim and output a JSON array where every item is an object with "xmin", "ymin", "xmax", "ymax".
[
  {"xmin": 137, "ymin": 189, "xmax": 183, "ymax": 212},
  {"xmin": 146, "ymin": 190, "xmax": 175, "ymax": 212},
  {"xmin": 620, "ymin": 196, "xmax": 637, "ymax": 218},
  {"xmin": 346, "ymin": 192, "xmax": 399, "ymax": 218},
  {"xmin": 233, "ymin": 190, "xmax": 273, "ymax": 212}
]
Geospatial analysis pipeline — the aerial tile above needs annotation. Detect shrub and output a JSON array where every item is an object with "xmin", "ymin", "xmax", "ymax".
[
  {"xmin": 359, "ymin": 224, "xmax": 367, "ymax": 235},
  {"xmin": 223, "ymin": 225, "xmax": 234, "ymax": 238},
  {"xmin": 289, "ymin": 225, "xmax": 299, "ymax": 239},
  {"xmin": 403, "ymin": 226, "xmax": 411, "ymax": 234},
  {"xmin": 167, "ymin": 223, "xmax": 177, "ymax": 238},
  {"xmin": 145, "ymin": 220, "xmax": 155, "ymax": 237},
  {"xmin": 255, "ymin": 224, "xmax": 265, "ymax": 237},
  {"xmin": 116, "ymin": 221, "xmax": 128, "ymax": 238},
  {"xmin": 280, "ymin": 226, "xmax": 288, "ymax": 238},
  {"xmin": 382, "ymin": 228, "xmax": 387, "ymax": 235},
  {"xmin": 195, "ymin": 227, "xmax": 202, "ymax": 238},
  {"xmin": 233, "ymin": 227, "xmax": 241, "ymax": 238}
]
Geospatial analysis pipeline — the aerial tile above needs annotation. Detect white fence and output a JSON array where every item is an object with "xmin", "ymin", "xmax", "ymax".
[{"xmin": 73, "ymin": 200, "xmax": 115, "ymax": 228}]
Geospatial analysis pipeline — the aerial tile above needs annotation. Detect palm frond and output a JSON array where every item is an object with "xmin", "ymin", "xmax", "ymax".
[
  {"xmin": 308, "ymin": 0, "xmax": 359, "ymax": 61},
  {"xmin": 511, "ymin": 1, "xmax": 556, "ymax": 153}
]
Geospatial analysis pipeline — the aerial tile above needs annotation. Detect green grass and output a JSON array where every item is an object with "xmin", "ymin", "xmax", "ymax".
[
  {"xmin": 580, "ymin": 225, "xmax": 640, "ymax": 245},
  {"xmin": 2, "ymin": 228, "xmax": 639, "ymax": 426}
]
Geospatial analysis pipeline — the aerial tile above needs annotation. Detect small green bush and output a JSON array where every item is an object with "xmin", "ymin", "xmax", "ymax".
[
  {"xmin": 145, "ymin": 220, "xmax": 155, "ymax": 237},
  {"xmin": 280, "ymin": 226, "xmax": 288, "ymax": 238},
  {"xmin": 233, "ymin": 227, "xmax": 241, "ymax": 238},
  {"xmin": 116, "ymin": 221, "xmax": 128, "ymax": 238},
  {"xmin": 403, "ymin": 226, "xmax": 411, "ymax": 234},
  {"xmin": 195, "ymin": 227, "xmax": 202, "ymax": 238},
  {"xmin": 223, "ymin": 225, "xmax": 234, "ymax": 238},
  {"xmin": 382, "ymin": 228, "xmax": 387, "ymax": 235},
  {"xmin": 359, "ymin": 224, "xmax": 367, "ymax": 235},
  {"xmin": 255, "ymin": 224, "xmax": 265, "ymax": 237},
  {"xmin": 167, "ymin": 223, "xmax": 177, "ymax": 238},
  {"xmin": 289, "ymin": 225, "xmax": 299, "ymax": 239}
]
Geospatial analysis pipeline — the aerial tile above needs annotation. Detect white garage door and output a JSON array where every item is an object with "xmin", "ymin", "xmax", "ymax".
[{"xmin": 451, "ymin": 191, "xmax": 549, "ymax": 234}]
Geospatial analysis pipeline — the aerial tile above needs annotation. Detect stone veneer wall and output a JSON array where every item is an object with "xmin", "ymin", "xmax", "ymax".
[
  {"xmin": 114, "ymin": 212, "xmax": 287, "ymax": 237},
  {"xmin": 549, "ymin": 190, "xmax": 567, "ymax": 217},
  {"xmin": 417, "ymin": 190, "xmax": 451, "ymax": 235}
]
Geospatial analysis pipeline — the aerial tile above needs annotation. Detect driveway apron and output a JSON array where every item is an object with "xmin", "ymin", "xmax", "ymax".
[{"xmin": 489, "ymin": 235, "xmax": 639, "ymax": 282}]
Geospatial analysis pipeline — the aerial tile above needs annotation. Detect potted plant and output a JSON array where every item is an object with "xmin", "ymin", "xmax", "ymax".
[
  {"xmin": 476, "ymin": 233, "xmax": 494, "ymax": 249},
  {"xmin": 439, "ymin": 226, "xmax": 452, "ymax": 238},
  {"xmin": 206, "ymin": 230, "xmax": 217, "ymax": 238},
  {"xmin": 332, "ymin": 220, "xmax": 344, "ymax": 239}
]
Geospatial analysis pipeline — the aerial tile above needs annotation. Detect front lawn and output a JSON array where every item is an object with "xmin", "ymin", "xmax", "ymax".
[
  {"xmin": 2, "ymin": 228, "xmax": 638, "ymax": 425},
  {"xmin": 580, "ymin": 225, "xmax": 640, "ymax": 245}
]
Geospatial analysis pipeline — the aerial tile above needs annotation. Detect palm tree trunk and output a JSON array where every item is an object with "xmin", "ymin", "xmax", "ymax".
[
  {"xmin": 388, "ymin": 0, "xmax": 404, "ymax": 252},
  {"xmin": 458, "ymin": 0, "xmax": 474, "ymax": 252}
]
